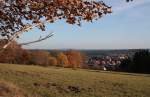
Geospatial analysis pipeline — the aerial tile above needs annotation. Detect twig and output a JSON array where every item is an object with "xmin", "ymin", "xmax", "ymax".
[{"xmin": 19, "ymin": 32, "xmax": 54, "ymax": 45}]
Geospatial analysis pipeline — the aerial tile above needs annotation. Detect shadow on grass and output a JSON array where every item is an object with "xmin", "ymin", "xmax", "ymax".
[{"xmin": 85, "ymin": 69, "xmax": 150, "ymax": 77}]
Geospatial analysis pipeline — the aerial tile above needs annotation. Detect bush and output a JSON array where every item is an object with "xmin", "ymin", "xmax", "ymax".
[
  {"xmin": 49, "ymin": 57, "xmax": 58, "ymax": 66},
  {"xmin": 65, "ymin": 50, "xmax": 85, "ymax": 68},
  {"xmin": 30, "ymin": 51, "xmax": 50, "ymax": 66}
]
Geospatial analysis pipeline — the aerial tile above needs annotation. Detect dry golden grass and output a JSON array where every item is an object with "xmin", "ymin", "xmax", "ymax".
[
  {"xmin": 0, "ymin": 63, "xmax": 150, "ymax": 97},
  {"xmin": 0, "ymin": 80, "xmax": 28, "ymax": 97}
]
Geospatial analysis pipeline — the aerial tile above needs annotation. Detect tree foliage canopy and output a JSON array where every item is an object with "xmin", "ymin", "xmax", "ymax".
[{"xmin": 0, "ymin": 0, "xmax": 112, "ymax": 39}]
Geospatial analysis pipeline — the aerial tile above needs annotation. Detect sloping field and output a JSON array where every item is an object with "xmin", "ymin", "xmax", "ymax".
[{"xmin": 0, "ymin": 63, "xmax": 150, "ymax": 97}]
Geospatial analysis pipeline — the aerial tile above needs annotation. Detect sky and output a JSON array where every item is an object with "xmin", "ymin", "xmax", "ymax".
[{"xmin": 18, "ymin": 0, "xmax": 150, "ymax": 49}]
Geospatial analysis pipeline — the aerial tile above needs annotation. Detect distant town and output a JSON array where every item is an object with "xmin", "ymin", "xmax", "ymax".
[
  {"xmin": 86, "ymin": 54, "xmax": 128, "ymax": 70},
  {"xmin": 77, "ymin": 49, "xmax": 150, "ymax": 71}
]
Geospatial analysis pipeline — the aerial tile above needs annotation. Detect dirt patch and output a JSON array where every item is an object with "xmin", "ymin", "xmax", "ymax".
[
  {"xmin": 33, "ymin": 82, "xmax": 93, "ymax": 94},
  {"xmin": 68, "ymin": 85, "xmax": 81, "ymax": 93}
]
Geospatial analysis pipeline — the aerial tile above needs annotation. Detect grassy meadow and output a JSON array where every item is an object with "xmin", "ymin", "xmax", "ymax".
[{"xmin": 0, "ymin": 63, "xmax": 150, "ymax": 97}]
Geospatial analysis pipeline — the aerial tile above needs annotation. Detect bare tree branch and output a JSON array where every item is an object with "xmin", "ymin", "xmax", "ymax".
[
  {"xmin": 2, "ymin": 20, "xmax": 51, "ymax": 49},
  {"xmin": 19, "ymin": 32, "xmax": 54, "ymax": 45}
]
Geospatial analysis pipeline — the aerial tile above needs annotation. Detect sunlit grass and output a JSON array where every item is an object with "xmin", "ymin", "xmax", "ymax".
[{"xmin": 0, "ymin": 63, "xmax": 150, "ymax": 97}]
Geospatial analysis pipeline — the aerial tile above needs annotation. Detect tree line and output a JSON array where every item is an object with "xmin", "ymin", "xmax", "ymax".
[
  {"xmin": 1, "ymin": 39, "xmax": 149, "ymax": 74},
  {"xmin": 119, "ymin": 50, "xmax": 150, "ymax": 74},
  {"xmin": 0, "ymin": 40, "xmax": 85, "ymax": 68}
]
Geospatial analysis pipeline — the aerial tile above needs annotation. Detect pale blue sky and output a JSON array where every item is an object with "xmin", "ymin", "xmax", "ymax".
[{"xmin": 18, "ymin": 0, "xmax": 150, "ymax": 49}]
